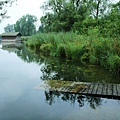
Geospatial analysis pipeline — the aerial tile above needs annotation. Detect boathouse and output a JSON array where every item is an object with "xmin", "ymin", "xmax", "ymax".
[{"xmin": 0, "ymin": 32, "xmax": 22, "ymax": 42}]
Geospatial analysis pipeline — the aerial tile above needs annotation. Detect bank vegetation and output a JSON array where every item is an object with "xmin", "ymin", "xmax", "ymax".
[{"xmin": 25, "ymin": 0, "xmax": 120, "ymax": 76}]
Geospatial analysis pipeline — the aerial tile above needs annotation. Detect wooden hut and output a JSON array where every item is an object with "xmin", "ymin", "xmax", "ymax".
[{"xmin": 0, "ymin": 32, "xmax": 22, "ymax": 42}]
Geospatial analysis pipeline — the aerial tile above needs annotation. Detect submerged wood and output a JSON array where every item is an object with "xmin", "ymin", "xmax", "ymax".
[{"xmin": 35, "ymin": 80, "xmax": 120, "ymax": 98}]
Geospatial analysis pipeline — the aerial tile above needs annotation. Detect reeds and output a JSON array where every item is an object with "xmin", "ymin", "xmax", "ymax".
[{"xmin": 25, "ymin": 31, "xmax": 120, "ymax": 75}]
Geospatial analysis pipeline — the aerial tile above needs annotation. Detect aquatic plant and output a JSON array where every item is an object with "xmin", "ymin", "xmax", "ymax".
[{"xmin": 25, "ymin": 32, "xmax": 120, "ymax": 76}]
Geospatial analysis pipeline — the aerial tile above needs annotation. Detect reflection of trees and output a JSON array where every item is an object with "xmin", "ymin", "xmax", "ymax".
[
  {"xmin": 16, "ymin": 44, "xmax": 44, "ymax": 64},
  {"xmin": 14, "ymin": 44, "xmax": 119, "ymax": 83},
  {"xmin": 44, "ymin": 90, "xmax": 102, "ymax": 109},
  {"xmin": 41, "ymin": 61, "xmax": 86, "ymax": 81},
  {"xmin": 16, "ymin": 46, "xmax": 86, "ymax": 81}
]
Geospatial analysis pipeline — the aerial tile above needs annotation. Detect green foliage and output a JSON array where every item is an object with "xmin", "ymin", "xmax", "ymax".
[
  {"xmin": 56, "ymin": 44, "xmax": 67, "ymax": 57},
  {"xmin": 14, "ymin": 14, "xmax": 37, "ymax": 36},
  {"xmin": 4, "ymin": 24, "xmax": 15, "ymax": 32},
  {"xmin": 107, "ymin": 55, "xmax": 120, "ymax": 75},
  {"xmin": 39, "ymin": 0, "xmax": 120, "ymax": 38},
  {"xmin": 25, "ymin": 32, "xmax": 120, "ymax": 76},
  {"xmin": 40, "ymin": 43, "xmax": 53, "ymax": 55}
]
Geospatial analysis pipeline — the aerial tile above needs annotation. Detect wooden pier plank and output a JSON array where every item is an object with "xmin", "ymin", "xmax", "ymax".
[
  {"xmin": 92, "ymin": 83, "xmax": 99, "ymax": 94},
  {"xmin": 102, "ymin": 83, "xmax": 108, "ymax": 95},
  {"xmin": 70, "ymin": 84, "xmax": 80, "ymax": 93},
  {"xmin": 117, "ymin": 84, "xmax": 120, "ymax": 96},
  {"xmin": 79, "ymin": 84, "xmax": 90, "ymax": 94},
  {"xmin": 113, "ymin": 84, "xmax": 118, "ymax": 96},
  {"xmin": 97, "ymin": 83, "xmax": 103, "ymax": 95},
  {"xmin": 57, "ymin": 87, "xmax": 65, "ymax": 92},
  {"xmin": 36, "ymin": 80, "xmax": 120, "ymax": 98},
  {"xmin": 64, "ymin": 86, "xmax": 72, "ymax": 92},
  {"xmin": 87, "ymin": 83, "xmax": 95, "ymax": 94},
  {"xmin": 107, "ymin": 84, "xmax": 113, "ymax": 96}
]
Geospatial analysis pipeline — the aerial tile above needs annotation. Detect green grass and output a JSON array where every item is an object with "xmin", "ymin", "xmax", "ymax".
[{"xmin": 25, "ymin": 32, "xmax": 120, "ymax": 76}]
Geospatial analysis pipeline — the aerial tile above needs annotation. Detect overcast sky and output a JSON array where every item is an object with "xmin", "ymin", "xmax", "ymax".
[{"xmin": 0, "ymin": 0, "xmax": 46, "ymax": 33}]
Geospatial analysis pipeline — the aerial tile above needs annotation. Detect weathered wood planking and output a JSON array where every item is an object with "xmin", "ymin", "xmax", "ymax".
[
  {"xmin": 97, "ymin": 83, "xmax": 103, "ymax": 95},
  {"xmin": 117, "ymin": 84, "xmax": 120, "ymax": 96},
  {"xmin": 35, "ymin": 81, "xmax": 120, "ymax": 98},
  {"xmin": 48, "ymin": 82, "xmax": 120, "ymax": 98}
]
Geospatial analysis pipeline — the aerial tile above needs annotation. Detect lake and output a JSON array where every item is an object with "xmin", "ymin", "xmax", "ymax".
[{"xmin": 0, "ymin": 42, "xmax": 120, "ymax": 120}]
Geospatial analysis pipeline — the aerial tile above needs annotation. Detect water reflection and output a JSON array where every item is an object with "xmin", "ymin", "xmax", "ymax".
[
  {"xmin": 0, "ymin": 43, "xmax": 2, "ymax": 48},
  {"xmin": 2, "ymin": 43, "xmax": 120, "ymax": 83},
  {"xmin": 1, "ymin": 42, "xmax": 120, "ymax": 120},
  {"xmin": 44, "ymin": 90, "xmax": 102, "ymax": 109},
  {"xmin": 1, "ymin": 42, "xmax": 22, "ymax": 53},
  {"xmin": 40, "ymin": 61, "xmax": 87, "ymax": 81},
  {"xmin": 17, "ymin": 44, "xmax": 45, "ymax": 64}
]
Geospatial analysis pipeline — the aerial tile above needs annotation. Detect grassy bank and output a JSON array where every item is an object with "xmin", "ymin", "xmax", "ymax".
[{"xmin": 25, "ymin": 32, "xmax": 120, "ymax": 76}]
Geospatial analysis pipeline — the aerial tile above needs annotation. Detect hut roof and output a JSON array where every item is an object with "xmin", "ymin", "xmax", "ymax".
[{"xmin": 0, "ymin": 32, "xmax": 22, "ymax": 37}]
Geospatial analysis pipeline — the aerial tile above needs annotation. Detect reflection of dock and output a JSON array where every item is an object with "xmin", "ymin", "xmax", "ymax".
[{"xmin": 35, "ymin": 80, "xmax": 120, "ymax": 99}]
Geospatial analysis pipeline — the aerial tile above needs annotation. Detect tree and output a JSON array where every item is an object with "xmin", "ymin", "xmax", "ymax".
[
  {"xmin": 40, "ymin": 0, "xmax": 119, "ymax": 37},
  {"xmin": 14, "ymin": 14, "xmax": 37, "ymax": 36},
  {"xmin": 40, "ymin": 0, "xmax": 101, "ymax": 32},
  {"xmin": 40, "ymin": 0, "xmax": 86, "ymax": 32},
  {"xmin": 100, "ymin": 1, "xmax": 120, "ymax": 37},
  {"xmin": 4, "ymin": 23, "xmax": 15, "ymax": 32}
]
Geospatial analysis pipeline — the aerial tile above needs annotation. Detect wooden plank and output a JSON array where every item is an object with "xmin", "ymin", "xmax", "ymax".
[
  {"xmin": 62, "ymin": 86, "xmax": 69, "ymax": 92},
  {"xmin": 69, "ymin": 82, "xmax": 77, "ymax": 92},
  {"xmin": 116, "ymin": 84, "xmax": 120, "ymax": 96},
  {"xmin": 75, "ymin": 83, "xmax": 85, "ymax": 92},
  {"xmin": 57, "ymin": 86, "xmax": 67, "ymax": 92},
  {"xmin": 64, "ymin": 81, "xmax": 73, "ymax": 87},
  {"xmin": 36, "ymin": 81, "xmax": 120, "ymax": 98},
  {"xmin": 102, "ymin": 83, "xmax": 108, "ymax": 95},
  {"xmin": 97, "ymin": 83, "xmax": 103, "ymax": 95},
  {"xmin": 79, "ymin": 84, "xmax": 90, "ymax": 94},
  {"xmin": 64, "ymin": 82, "xmax": 75, "ymax": 92},
  {"xmin": 70, "ymin": 82, "xmax": 77, "ymax": 87},
  {"xmin": 61, "ymin": 82, "xmax": 75, "ymax": 93},
  {"xmin": 107, "ymin": 84, "xmax": 113, "ymax": 96},
  {"xmin": 87, "ymin": 83, "xmax": 94, "ymax": 94},
  {"xmin": 70, "ymin": 84, "xmax": 79, "ymax": 93},
  {"xmin": 92, "ymin": 83, "xmax": 99, "ymax": 94},
  {"xmin": 64, "ymin": 86, "xmax": 72, "ymax": 92},
  {"xmin": 113, "ymin": 84, "xmax": 118, "ymax": 96}
]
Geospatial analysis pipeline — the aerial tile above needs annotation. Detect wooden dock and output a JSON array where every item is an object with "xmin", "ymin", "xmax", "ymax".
[{"xmin": 35, "ymin": 80, "xmax": 120, "ymax": 99}]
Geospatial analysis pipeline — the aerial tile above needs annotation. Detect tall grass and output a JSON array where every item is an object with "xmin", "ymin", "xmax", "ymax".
[{"xmin": 25, "ymin": 31, "xmax": 120, "ymax": 76}]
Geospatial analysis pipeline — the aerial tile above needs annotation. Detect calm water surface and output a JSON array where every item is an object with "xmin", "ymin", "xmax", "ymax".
[{"xmin": 0, "ymin": 43, "xmax": 120, "ymax": 120}]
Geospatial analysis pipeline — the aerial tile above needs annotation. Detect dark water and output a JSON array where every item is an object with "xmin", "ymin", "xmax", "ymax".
[{"xmin": 0, "ymin": 42, "xmax": 120, "ymax": 120}]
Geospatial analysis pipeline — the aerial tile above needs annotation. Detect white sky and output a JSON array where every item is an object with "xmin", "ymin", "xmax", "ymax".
[{"xmin": 0, "ymin": 0, "xmax": 46, "ymax": 33}]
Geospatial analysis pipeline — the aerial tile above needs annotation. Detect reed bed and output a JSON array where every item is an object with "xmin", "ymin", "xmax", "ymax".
[{"xmin": 25, "ymin": 32, "xmax": 120, "ymax": 75}]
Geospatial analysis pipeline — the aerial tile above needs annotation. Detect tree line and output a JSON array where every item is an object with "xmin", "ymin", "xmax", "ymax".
[
  {"xmin": 0, "ymin": 0, "xmax": 37, "ymax": 36},
  {"xmin": 40, "ymin": 0, "xmax": 120, "ymax": 38},
  {"xmin": 4, "ymin": 14, "xmax": 37, "ymax": 36},
  {"xmin": 1, "ymin": 0, "xmax": 120, "ymax": 37}
]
